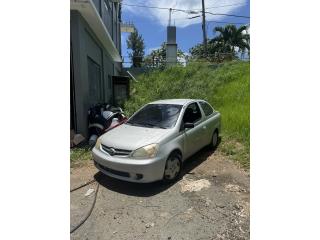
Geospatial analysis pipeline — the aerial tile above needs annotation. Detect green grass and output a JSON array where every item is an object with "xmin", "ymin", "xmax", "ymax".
[
  {"xmin": 70, "ymin": 145, "xmax": 92, "ymax": 168},
  {"xmin": 124, "ymin": 61, "xmax": 250, "ymax": 168}
]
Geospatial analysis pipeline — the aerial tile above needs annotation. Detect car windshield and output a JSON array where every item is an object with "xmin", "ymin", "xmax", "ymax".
[{"xmin": 126, "ymin": 104, "xmax": 182, "ymax": 129}]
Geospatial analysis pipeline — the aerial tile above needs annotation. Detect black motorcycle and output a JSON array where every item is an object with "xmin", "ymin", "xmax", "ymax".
[{"xmin": 88, "ymin": 103, "xmax": 126, "ymax": 146}]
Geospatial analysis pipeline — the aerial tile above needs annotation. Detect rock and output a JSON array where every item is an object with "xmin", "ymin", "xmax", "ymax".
[
  {"xmin": 179, "ymin": 178, "xmax": 211, "ymax": 193},
  {"xmin": 216, "ymin": 204, "xmax": 226, "ymax": 208},
  {"xmin": 234, "ymin": 203, "xmax": 241, "ymax": 210},
  {"xmin": 185, "ymin": 207, "xmax": 193, "ymax": 214},
  {"xmin": 225, "ymin": 184, "xmax": 245, "ymax": 193},
  {"xmin": 205, "ymin": 198, "xmax": 212, "ymax": 207},
  {"xmin": 70, "ymin": 129, "xmax": 75, "ymax": 140},
  {"xmin": 73, "ymin": 134, "xmax": 85, "ymax": 145},
  {"xmin": 145, "ymin": 222, "xmax": 155, "ymax": 228}
]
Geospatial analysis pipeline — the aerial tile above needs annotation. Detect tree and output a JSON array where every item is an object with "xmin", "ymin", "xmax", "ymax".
[
  {"xmin": 144, "ymin": 42, "xmax": 185, "ymax": 68},
  {"xmin": 189, "ymin": 24, "xmax": 250, "ymax": 63},
  {"xmin": 126, "ymin": 29, "xmax": 145, "ymax": 67},
  {"xmin": 213, "ymin": 24, "xmax": 250, "ymax": 56},
  {"xmin": 189, "ymin": 40, "xmax": 235, "ymax": 62}
]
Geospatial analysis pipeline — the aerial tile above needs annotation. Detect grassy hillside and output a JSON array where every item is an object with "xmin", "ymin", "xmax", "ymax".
[{"xmin": 124, "ymin": 61, "xmax": 250, "ymax": 168}]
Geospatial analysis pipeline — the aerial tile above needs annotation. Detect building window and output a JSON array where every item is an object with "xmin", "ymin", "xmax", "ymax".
[{"xmin": 87, "ymin": 57, "xmax": 102, "ymax": 105}]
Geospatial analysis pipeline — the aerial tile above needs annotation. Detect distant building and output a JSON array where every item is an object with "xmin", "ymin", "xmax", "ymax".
[
  {"xmin": 70, "ymin": 0, "xmax": 123, "ymax": 137},
  {"xmin": 166, "ymin": 26, "xmax": 177, "ymax": 66}
]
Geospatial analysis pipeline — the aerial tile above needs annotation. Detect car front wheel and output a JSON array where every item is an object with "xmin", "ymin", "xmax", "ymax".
[
  {"xmin": 211, "ymin": 130, "xmax": 219, "ymax": 149},
  {"xmin": 163, "ymin": 152, "xmax": 182, "ymax": 183}
]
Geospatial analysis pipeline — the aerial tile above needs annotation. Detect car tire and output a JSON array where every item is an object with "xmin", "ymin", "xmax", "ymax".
[
  {"xmin": 210, "ymin": 130, "xmax": 219, "ymax": 150},
  {"xmin": 163, "ymin": 152, "xmax": 182, "ymax": 183}
]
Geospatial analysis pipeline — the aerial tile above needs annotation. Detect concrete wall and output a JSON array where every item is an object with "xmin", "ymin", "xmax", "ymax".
[{"xmin": 70, "ymin": 2, "xmax": 121, "ymax": 137}]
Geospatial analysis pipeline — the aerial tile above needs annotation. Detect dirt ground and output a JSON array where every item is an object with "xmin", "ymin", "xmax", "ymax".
[{"xmin": 70, "ymin": 146, "xmax": 250, "ymax": 240}]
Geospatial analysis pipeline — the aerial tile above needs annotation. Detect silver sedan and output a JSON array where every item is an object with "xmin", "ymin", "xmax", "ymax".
[{"xmin": 92, "ymin": 99, "xmax": 221, "ymax": 183}]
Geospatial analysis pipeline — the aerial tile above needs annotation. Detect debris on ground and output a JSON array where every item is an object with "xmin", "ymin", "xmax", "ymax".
[
  {"xmin": 71, "ymin": 133, "xmax": 85, "ymax": 147},
  {"xmin": 145, "ymin": 222, "xmax": 155, "ymax": 228},
  {"xmin": 84, "ymin": 188, "xmax": 95, "ymax": 197},
  {"xmin": 205, "ymin": 198, "xmax": 212, "ymax": 207},
  {"xmin": 185, "ymin": 207, "xmax": 193, "ymax": 214},
  {"xmin": 224, "ymin": 184, "xmax": 246, "ymax": 193},
  {"xmin": 179, "ymin": 178, "xmax": 211, "ymax": 193}
]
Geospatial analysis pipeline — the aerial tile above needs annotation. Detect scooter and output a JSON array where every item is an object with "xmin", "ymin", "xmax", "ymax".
[{"xmin": 88, "ymin": 104, "xmax": 127, "ymax": 146}]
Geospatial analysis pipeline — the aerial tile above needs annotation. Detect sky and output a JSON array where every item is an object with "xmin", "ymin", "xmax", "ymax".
[{"xmin": 121, "ymin": 0, "xmax": 250, "ymax": 64}]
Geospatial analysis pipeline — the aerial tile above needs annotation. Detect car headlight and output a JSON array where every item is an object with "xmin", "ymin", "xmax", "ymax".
[
  {"xmin": 131, "ymin": 144, "xmax": 159, "ymax": 159},
  {"xmin": 95, "ymin": 137, "xmax": 102, "ymax": 149}
]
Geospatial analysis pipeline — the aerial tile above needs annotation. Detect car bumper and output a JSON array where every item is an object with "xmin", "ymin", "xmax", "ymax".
[{"xmin": 92, "ymin": 147, "xmax": 166, "ymax": 183}]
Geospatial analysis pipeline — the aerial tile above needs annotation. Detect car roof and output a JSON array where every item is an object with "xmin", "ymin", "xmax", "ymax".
[{"xmin": 149, "ymin": 99, "xmax": 204, "ymax": 106}]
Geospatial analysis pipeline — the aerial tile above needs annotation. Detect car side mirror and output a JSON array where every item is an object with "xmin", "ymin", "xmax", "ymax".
[{"xmin": 184, "ymin": 122, "xmax": 194, "ymax": 129}]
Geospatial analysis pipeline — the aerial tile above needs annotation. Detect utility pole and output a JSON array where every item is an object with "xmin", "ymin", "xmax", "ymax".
[
  {"xmin": 168, "ymin": 8, "xmax": 172, "ymax": 26},
  {"xmin": 201, "ymin": 0, "xmax": 207, "ymax": 56}
]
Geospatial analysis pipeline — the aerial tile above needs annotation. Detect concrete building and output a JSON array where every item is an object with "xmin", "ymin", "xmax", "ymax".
[
  {"xmin": 70, "ymin": 0, "xmax": 123, "ymax": 137},
  {"xmin": 166, "ymin": 26, "xmax": 177, "ymax": 66}
]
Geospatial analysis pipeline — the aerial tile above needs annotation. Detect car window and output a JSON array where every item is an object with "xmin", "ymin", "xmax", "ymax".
[
  {"xmin": 126, "ymin": 104, "xmax": 182, "ymax": 129},
  {"xmin": 199, "ymin": 101, "xmax": 214, "ymax": 116},
  {"xmin": 183, "ymin": 102, "xmax": 202, "ymax": 124}
]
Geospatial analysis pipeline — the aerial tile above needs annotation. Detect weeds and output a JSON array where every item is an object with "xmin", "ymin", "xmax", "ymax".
[{"xmin": 70, "ymin": 145, "xmax": 92, "ymax": 168}]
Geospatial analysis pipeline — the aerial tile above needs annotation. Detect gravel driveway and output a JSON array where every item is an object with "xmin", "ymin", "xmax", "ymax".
[{"xmin": 70, "ymin": 147, "xmax": 250, "ymax": 240}]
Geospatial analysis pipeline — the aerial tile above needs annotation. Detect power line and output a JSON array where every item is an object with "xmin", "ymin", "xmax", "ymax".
[
  {"xmin": 179, "ymin": 15, "xmax": 248, "ymax": 25},
  {"xmin": 197, "ymin": 2, "xmax": 247, "ymax": 10},
  {"xmin": 121, "ymin": 3, "xmax": 190, "ymax": 13},
  {"xmin": 205, "ymin": 11, "xmax": 250, "ymax": 19},
  {"xmin": 207, "ymin": 20, "xmax": 248, "ymax": 25},
  {"xmin": 121, "ymin": 3, "xmax": 250, "ymax": 18},
  {"xmin": 122, "ymin": 2, "xmax": 248, "ymax": 11}
]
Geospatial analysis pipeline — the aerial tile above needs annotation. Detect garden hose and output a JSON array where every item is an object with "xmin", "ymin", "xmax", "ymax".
[
  {"xmin": 70, "ymin": 179, "xmax": 96, "ymax": 192},
  {"xmin": 70, "ymin": 182, "xmax": 100, "ymax": 234}
]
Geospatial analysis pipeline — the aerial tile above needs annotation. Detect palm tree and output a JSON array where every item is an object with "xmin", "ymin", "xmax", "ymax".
[{"xmin": 212, "ymin": 24, "xmax": 250, "ymax": 58}]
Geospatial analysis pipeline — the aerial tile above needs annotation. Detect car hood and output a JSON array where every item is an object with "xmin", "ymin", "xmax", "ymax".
[{"xmin": 100, "ymin": 124, "xmax": 171, "ymax": 150}]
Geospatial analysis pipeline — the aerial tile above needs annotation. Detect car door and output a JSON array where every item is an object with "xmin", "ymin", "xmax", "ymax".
[
  {"xmin": 199, "ymin": 101, "xmax": 221, "ymax": 145},
  {"xmin": 181, "ymin": 102, "xmax": 205, "ymax": 159}
]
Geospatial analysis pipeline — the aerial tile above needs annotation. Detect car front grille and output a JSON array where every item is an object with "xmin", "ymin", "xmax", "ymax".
[
  {"xmin": 101, "ymin": 144, "xmax": 132, "ymax": 156},
  {"xmin": 95, "ymin": 162, "xmax": 130, "ymax": 178}
]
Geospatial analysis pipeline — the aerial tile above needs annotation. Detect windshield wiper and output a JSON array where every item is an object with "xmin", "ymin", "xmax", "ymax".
[
  {"xmin": 139, "ymin": 122, "xmax": 167, "ymax": 129},
  {"xmin": 127, "ymin": 121, "xmax": 167, "ymax": 129},
  {"xmin": 126, "ymin": 121, "xmax": 143, "ymax": 127}
]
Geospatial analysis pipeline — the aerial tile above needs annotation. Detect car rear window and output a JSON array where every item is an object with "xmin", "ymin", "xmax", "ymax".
[{"xmin": 200, "ymin": 101, "xmax": 214, "ymax": 116}]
